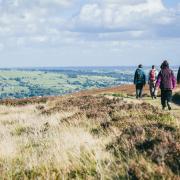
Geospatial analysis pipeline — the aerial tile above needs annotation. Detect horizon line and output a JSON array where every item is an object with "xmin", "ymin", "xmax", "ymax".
[{"xmin": 0, "ymin": 65, "xmax": 179, "ymax": 69}]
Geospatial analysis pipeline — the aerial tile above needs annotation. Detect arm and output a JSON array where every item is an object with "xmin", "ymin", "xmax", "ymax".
[
  {"xmin": 148, "ymin": 71, "xmax": 151, "ymax": 84},
  {"xmin": 143, "ymin": 72, "xmax": 146, "ymax": 85},
  {"xmin": 155, "ymin": 72, "xmax": 161, "ymax": 88},
  {"xmin": 155, "ymin": 70, "xmax": 158, "ymax": 78},
  {"xmin": 134, "ymin": 70, "xmax": 137, "ymax": 84}
]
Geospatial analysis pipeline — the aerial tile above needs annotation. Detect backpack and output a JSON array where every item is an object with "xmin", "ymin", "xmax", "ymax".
[
  {"xmin": 150, "ymin": 69, "xmax": 156, "ymax": 81},
  {"xmin": 136, "ymin": 69, "xmax": 144, "ymax": 82}
]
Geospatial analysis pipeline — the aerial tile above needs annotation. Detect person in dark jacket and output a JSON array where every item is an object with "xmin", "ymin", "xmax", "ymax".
[
  {"xmin": 177, "ymin": 67, "xmax": 180, "ymax": 84},
  {"xmin": 156, "ymin": 60, "xmax": 176, "ymax": 110},
  {"xmin": 134, "ymin": 64, "xmax": 146, "ymax": 99}
]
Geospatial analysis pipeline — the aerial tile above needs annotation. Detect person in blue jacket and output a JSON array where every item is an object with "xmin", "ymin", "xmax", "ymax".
[{"xmin": 134, "ymin": 64, "xmax": 146, "ymax": 99}]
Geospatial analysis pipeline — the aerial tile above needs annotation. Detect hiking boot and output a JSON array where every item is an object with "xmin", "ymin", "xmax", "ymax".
[
  {"xmin": 162, "ymin": 106, "xmax": 166, "ymax": 110},
  {"xmin": 167, "ymin": 103, "xmax": 172, "ymax": 111}
]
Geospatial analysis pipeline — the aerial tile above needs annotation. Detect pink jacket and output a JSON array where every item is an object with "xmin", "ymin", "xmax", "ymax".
[{"xmin": 156, "ymin": 68, "xmax": 176, "ymax": 90}]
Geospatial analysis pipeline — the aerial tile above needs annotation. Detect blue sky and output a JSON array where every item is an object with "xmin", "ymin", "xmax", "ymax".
[{"xmin": 0, "ymin": 0, "xmax": 180, "ymax": 67}]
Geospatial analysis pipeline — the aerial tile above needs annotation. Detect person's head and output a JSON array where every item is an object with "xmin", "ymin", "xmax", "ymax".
[
  {"xmin": 152, "ymin": 65, "xmax": 155, "ymax": 69},
  {"xmin": 138, "ymin": 64, "xmax": 143, "ymax": 68},
  {"xmin": 161, "ymin": 60, "xmax": 169, "ymax": 69}
]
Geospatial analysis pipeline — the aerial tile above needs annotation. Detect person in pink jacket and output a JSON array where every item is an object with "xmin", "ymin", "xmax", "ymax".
[{"xmin": 156, "ymin": 60, "xmax": 176, "ymax": 110}]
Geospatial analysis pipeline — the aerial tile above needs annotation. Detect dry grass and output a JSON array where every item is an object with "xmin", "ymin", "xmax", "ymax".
[
  {"xmin": 0, "ymin": 96, "xmax": 50, "ymax": 106},
  {"xmin": 0, "ymin": 94, "xmax": 179, "ymax": 179}
]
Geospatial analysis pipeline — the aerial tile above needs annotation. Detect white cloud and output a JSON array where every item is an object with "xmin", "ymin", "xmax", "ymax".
[
  {"xmin": 0, "ymin": 0, "xmax": 77, "ymax": 49},
  {"xmin": 75, "ymin": 0, "xmax": 170, "ymax": 30},
  {"xmin": 0, "ymin": 0, "xmax": 179, "ymax": 52},
  {"xmin": 40, "ymin": 0, "xmax": 74, "ymax": 7},
  {"xmin": 6, "ymin": 0, "xmax": 74, "ymax": 7}
]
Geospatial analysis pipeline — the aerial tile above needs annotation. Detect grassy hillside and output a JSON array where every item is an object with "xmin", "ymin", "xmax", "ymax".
[{"xmin": 0, "ymin": 86, "xmax": 179, "ymax": 179}]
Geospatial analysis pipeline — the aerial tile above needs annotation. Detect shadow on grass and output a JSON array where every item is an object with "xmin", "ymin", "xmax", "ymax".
[{"xmin": 172, "ymin": 92, "xmax": 180, "ymax": 105}]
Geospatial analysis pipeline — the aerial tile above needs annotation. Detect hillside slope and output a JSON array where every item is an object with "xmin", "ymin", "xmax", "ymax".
[{"xmin": 0, "ymin": 85, "xmax": 179, "ymax": 179}]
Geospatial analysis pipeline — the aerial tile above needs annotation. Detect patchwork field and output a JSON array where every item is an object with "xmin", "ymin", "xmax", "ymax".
[
  {"xmin": 0, "ymin": 68, "xmax": 134, "ymax": 99},
  {"xmin": 1, "ymin": 66, "xmax": 178, "ymax": 99}
]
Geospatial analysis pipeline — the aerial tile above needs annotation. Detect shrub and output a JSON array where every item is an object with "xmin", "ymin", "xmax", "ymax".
[{"xmin": 172, "ymin": 92, "xmax": 180, "ymax": 105}]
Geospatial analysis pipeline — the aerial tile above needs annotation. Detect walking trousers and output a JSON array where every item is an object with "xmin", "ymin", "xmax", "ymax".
[
  {"xmin": 161, "ymin": 89, "xmax": 172, "ymax": 108},
  {"xmin": 149, "ymin": 81, "xmax": 157, "ymax": 98},
  {"xmin": 136, "ymin": 84, "xmax": 144, "ymax": 98}
]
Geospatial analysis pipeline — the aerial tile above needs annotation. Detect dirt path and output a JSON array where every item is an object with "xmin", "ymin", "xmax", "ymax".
[
  {"xmin": 74, "ymin": 84, "xmax": 180, "ymax": 124},
  {"xmin": 72, "ymin": 84, "xmax": 180, "ymax": 97},
  {"xmin": 122, "ymin": 95, "xmax": 180, "ymax": 127}
]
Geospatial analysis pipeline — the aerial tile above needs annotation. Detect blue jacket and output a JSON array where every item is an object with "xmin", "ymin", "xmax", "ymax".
[{"xmin": 134, "ymin": 68, "xmax": 146, "ymax": 85}]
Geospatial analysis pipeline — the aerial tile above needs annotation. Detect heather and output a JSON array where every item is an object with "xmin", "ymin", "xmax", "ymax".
[{"xmin": 0, "ymin": 94, "xmax": 179, "ymax": 179}]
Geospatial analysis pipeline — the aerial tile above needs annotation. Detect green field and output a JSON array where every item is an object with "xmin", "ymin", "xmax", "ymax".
[
  {"xmin": 0, "ymin": 66, "xmax": 178, "ymax": 99},
  {"xmin": 0, "ymin": 70, "xmax": 121, "ymax": 99}
]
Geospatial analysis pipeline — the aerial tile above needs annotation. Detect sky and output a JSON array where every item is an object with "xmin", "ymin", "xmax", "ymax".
[{"xmin": 0, "ymin": 0, "xmax": 180, "ymax": 67}]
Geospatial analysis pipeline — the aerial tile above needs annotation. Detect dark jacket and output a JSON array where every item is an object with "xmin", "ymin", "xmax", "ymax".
[
  {"xmin": 156, "ymin": 67, "xmax": 176, "ymax": 90},
  {"xmin": 134, "ymin": 68, "xmax": 146, "ymax": 85},
  {"xmin": 177, "ymin": 67, "xmax": 180, "ymax": 84}
]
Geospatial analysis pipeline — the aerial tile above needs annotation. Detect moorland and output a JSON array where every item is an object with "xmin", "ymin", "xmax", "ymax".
[{"xmin": 0, "ymin": 84, "xmax": 179, "ymax": 179}]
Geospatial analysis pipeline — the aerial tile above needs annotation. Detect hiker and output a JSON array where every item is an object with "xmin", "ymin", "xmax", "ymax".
[
  {"xmin": 134, "ymin": 64, "xmax": 146, "ymax": 99},
  {"xmin": 148, "ymin": 65, "xmax": 158, "ymax": 99},
  {"xmin": 177, "ymin": 67, "xmax": 180, "ymax": 84},
  {"xmin": 156, "ymin": 60, "xmax": 176, "ymax": 110}
]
